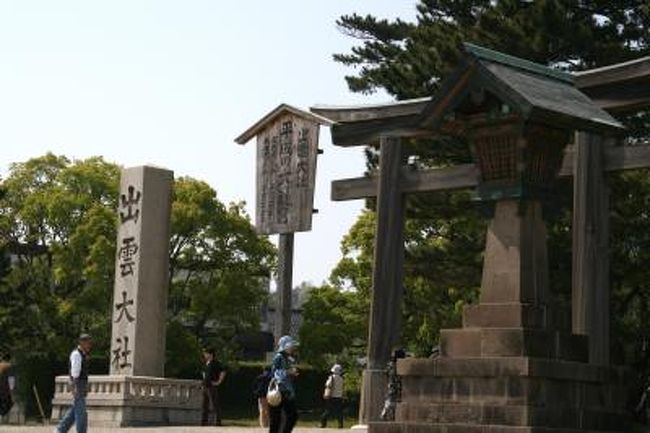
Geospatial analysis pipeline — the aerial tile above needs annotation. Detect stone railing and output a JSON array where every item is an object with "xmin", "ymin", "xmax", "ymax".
[{"xmin": 53, "ymin": 375, "xmax": 202, "ymax": 407}]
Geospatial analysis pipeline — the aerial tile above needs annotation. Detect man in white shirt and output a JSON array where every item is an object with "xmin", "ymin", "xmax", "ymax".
[{"xmin": 54, "ymin": 334, "xmax": 92, "ymax": 433}]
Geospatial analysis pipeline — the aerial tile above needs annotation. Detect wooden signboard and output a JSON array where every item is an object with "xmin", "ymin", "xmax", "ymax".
[
  {"xmin": 236, "ymin": 104, "xmax": 331, "ymax": 337},
  {"xmin": 236, "ymin": 104, "xmax": 331, "ymax": 235},
  {"xmin": 256, "ymin": 113, "xmax": 319, "ymax": 234}
]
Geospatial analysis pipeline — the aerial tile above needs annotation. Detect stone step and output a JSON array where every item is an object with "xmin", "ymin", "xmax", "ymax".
[
  {"xmin": 439, "ymin": 329, "xmax": 588, "ymax": 362},
  {"xmin": 394, "ymin": 402, "xmax": 627, "ymax": 430},
  {"xmin": 400, "ymin": 373, "xmax": 627, "ymax": 411},
  {"xmin": 396, "ymin": 358, "xmax": 628, "ymax": 385},
  {"xmin": 369, "ymin": 421, "xmax": 624, "ymax": 433}
]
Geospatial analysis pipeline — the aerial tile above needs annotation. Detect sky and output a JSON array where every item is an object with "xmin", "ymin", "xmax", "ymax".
[{"xmin": 0, "ymin": 1, "xmax": 418, "ymax": 286}]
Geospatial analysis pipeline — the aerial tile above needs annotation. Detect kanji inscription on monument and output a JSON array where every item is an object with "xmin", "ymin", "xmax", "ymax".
[
  {"xmin": 255, "ymin": 113, "xmax": 319, "ymax": 234},
  {"xmin": 109, "ymin": 165, "xmax": 173, "ymax": 377}
]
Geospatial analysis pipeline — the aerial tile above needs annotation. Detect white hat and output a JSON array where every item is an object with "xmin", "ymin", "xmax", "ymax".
[
  {"xmin": 331, "ymin": 364, "xmax": 343, "ymax": 375},
  {"xmin": 277, "ymin": 335, "xmax": 299, "ymax": 352}
]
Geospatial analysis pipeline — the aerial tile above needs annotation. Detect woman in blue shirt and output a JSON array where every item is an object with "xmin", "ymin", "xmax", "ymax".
[{"xmin": 270, "ymin": 335, "xmax": 299, "ymax": 433}]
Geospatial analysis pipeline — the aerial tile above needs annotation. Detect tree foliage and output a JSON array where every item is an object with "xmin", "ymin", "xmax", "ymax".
[
  {"xmin": 299, "ymin": 284, "xmax": 367, "ymax": 367},
  {"xmin": 0, "ymin": 154, "xmax": 119, "ymax": 359},
  {"xmin": 168, "ymin": 177, "xmax": 275, "ymax": 354},
  {"xmin": 335, "ymin": 1, "xmax": 649, "ymax": 98},
  {"xmin": 311, "ymin": 1, "xmax": 650, "ymax": 364}
]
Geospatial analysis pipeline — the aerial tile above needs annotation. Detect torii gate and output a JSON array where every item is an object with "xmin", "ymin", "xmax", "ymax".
[{"xmin": 312, "ymin": 44, "xmax": 650, "ymax": 423}]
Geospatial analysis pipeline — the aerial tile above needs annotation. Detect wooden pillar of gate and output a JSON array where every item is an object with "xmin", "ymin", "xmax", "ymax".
[
  {"xmin": 572, "ymin": 132, "xmax": 611, "ymax": 366},
  {"xmin": 360, "ymin": 136, "xmax": 405, "ymax": 423}
]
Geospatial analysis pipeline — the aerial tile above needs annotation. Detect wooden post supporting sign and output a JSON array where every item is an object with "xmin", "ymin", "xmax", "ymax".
[
  {"xmin": 277, "ymin": 232, "xmax": 295, "ymax": 337},
  {"xmin": 236, "ymin": 104, "xmax": 331, "ymax": 340}
]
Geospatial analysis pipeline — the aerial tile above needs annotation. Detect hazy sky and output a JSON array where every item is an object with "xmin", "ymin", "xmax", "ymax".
[{"xmin": 0, "ymin": 1, "xmax": 418, "ymax": 286}]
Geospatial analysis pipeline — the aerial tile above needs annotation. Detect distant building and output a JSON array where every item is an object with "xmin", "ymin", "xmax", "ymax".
[
  {"xmin": 260, "ymin": 305, "xmax": 304, "ymax": 337},
  {"xmin": 238, "ymin": 285, "xmax": 308, "ymax": 360}
]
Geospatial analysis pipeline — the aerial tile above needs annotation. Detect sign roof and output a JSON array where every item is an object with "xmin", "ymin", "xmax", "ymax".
[{"xmin": 235, "ymin": 103, "xmax": 333, "ymax": 145}]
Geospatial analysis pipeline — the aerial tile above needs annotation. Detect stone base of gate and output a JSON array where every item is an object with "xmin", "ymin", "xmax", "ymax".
[
  {"xmin": 51, "ymin": 375, "xmax": 202, "ymax": 427},
  {"xmin": 369, "ymin": 357, "xmax": 629, "ymax": 433}
]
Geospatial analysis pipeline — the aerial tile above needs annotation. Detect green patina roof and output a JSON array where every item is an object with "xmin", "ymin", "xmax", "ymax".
[
  {"xmin": 419, "ymin": 44, "xmax": 624, "ymax": 133},
  {"xmin": 463, "ymin": 43, "xmax": 575, "ymax": 84}
]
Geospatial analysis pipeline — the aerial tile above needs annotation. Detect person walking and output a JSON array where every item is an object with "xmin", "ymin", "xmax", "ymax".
[
  {"xmin": 201, "ymin": 347, "xmax": 226, "ymax": 426},
  {"xmin": 253, "ymin": 366, "xmax": 272, "ymax": 427},
  {"xmin": 269, "ymin": 335, "xmax": 299, "ymax": 433},
  {"xmin": 54, "ymin": 334, "xmax": 92, "ymax": 433},
  {"xmin": 320, "ymin": 364, "xmax": 344, "ymax": 428}
]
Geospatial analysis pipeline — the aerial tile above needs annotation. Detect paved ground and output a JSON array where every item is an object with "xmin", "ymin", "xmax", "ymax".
[{"xmin": 2, "ymin": 427, "xmax": 354, "ymax": 433}]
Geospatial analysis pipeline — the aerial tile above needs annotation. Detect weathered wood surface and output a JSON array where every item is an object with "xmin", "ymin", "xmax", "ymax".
[
  {"xmin": 605, "ymin": 144, "xmax": 650, "ymax": 170},
  {"xmin": 363, "ymin": 136, "xmax": 405, "ymax": 422},
  {"xmin": 580, "ymin": 78, "xmax": 650, "ymax": 112},
  {"xmin": 236, "ymin": 103, "xmax": 331, "ymax": 145},
  {"xmin": 312, "ymin": 56, "xmax": 650, "ymax": 132},
  {"xmin": 311, "ymin": 97, "xmax": 431, "ymax": 123},
  {"xmin": 276, "ymin": 233, "xmax": 294, "ymax": 339},
  {"xmin": 331, "ymin": 145, "xmax": 650, "ymax": 201},
  {"xmin": 329, "ymin": 114, "xmax": 431, "ymax": 147},
  {"xmin": 332, "ymin": 164, "xmax": 479, "ymax": 201},
  {"xmin": 572, "ymin": 133, "xmax": 612, "ymax": 366},
  {"xmin": 574, "ymin": 56, "xmax": 650, "ymax": 88},
  {"xmin": 255, "ymin": 113, "xmax": 320, "ymax": 234},
  {"xmin": 315, "ymin": 56, "xmax": 649, "ymax": 148},
  {"xmin": 578, "ymin": 56, "xmax": 650, "ymax": 110}
]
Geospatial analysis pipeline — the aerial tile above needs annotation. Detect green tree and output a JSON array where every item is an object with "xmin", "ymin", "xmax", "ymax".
[
  {"xmin": 327, "ymin": 0, "xmax": 650, "ymax": 362},
  {"xmin": 299, "ymin": 284, "xmax": 367, "ymax": 367},
  {"xmin": 168, "ymin": 177, "xmax": 275, "ymax": 358},
  {"xmin": 0, "ymin": 154, "xmax": 119, "ymax": 359}
]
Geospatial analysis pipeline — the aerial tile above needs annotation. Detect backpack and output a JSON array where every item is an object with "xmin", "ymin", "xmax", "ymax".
[{"xmin": 253, "ymin": 371, "xmax": 271, "ymax": 398}]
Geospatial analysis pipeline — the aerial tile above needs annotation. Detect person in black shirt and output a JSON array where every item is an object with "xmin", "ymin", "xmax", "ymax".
[{"xmin": 201, "ymin": 348, "xmax": 226, "ymax": 426}]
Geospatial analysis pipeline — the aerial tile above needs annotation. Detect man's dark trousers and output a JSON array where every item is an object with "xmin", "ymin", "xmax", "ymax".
[{"xmin": 202, "ymin": 385, "xmax": 222, "ymax": 426}]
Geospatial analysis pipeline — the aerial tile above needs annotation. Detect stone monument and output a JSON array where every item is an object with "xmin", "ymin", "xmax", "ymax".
[{"xmin": 52, "ymin": 166, "xmax": 202, "ymax": 427}]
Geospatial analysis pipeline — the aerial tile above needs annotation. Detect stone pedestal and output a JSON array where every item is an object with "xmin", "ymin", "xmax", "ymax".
[
  {"xmin": 360, "ymin": 369, "xmax": 389, "ymax": 423},
  {"xmin": 374, "ymin": 357, "xmax": 629, "ymax": 433},
  {"xmin": 51, "ymin": 376, "xmax": 202, "ymax": 427},
  {"xmin": 370, "ymin": 201, "xmax": 630, "ymax": 433}
]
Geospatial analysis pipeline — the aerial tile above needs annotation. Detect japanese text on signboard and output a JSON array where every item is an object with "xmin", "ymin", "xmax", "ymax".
[{"xmin": 256, "ymin": 114, "xmax": 319, "ymax": 234}]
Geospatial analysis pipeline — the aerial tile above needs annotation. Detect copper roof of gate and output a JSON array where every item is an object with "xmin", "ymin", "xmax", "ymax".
[{"xmin": 313, "ymin": 43, "xmax": 626, "ymax": 147}]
